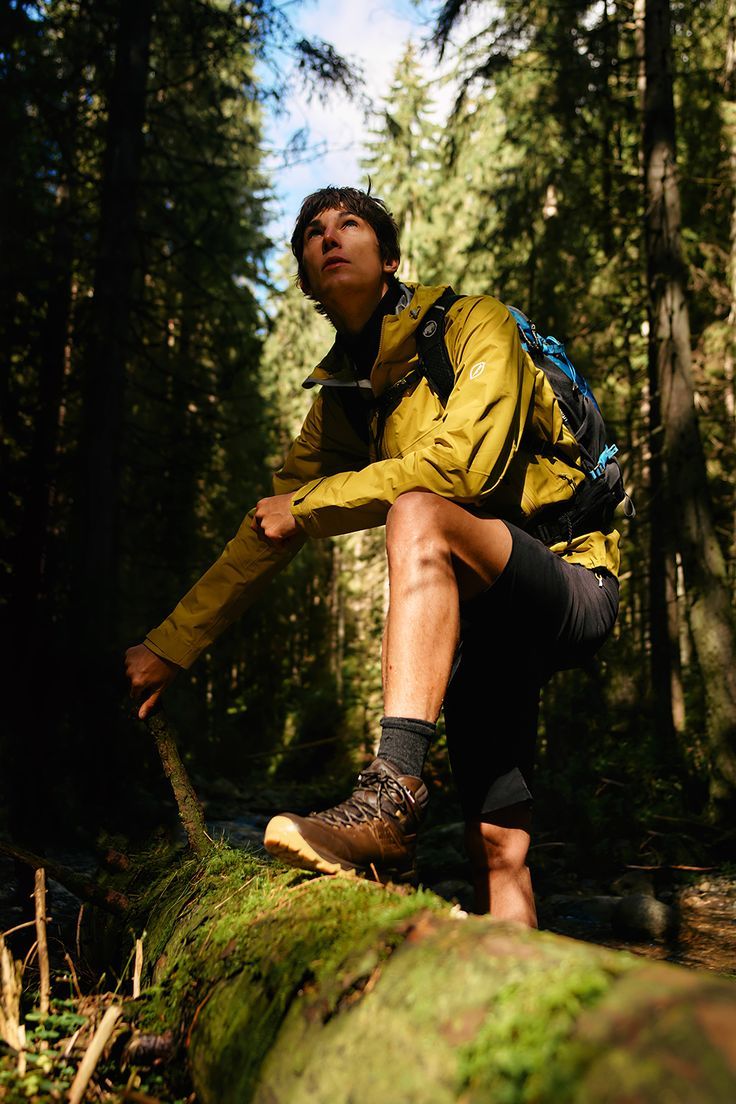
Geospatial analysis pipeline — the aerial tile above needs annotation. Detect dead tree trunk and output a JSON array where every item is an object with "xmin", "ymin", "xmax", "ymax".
[
  {"xmin": 128, "ymin": 846, "xmax": 736, "ymax": 1104},
  {"xmin": 643, "ymin": 0, "xmax": 736, "ymax": 817}
]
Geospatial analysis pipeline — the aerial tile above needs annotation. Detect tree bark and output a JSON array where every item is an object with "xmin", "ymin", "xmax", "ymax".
[
  {"xmin": 643, "ymin": 0, "xmax": 736, "ymax": 817},
  {"xmin": 724, "ymin": 0, "xmax": 736, "ymax": 580},
  {"xmin": 131, "ymin": 846, "xmax": 736, "ymax": 1104},
  {"xmin": 635, "ymin": 0, "xmax": 678, "ymax": 755},
  {"xmin": 73, "ymin": 0, "xmax": 154, "ymax": 657}
]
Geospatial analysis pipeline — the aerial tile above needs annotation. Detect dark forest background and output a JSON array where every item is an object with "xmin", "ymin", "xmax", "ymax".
[{"xmin": 2, "ymin": 0, "xmax": 735, "ymax": 872}]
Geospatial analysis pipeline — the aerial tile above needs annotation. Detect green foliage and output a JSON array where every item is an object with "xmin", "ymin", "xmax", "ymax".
[
  {"xmin": 4, "ymin": 0, "xmax": 735, "ymax": 848},
  {"xmin": 0, "ymin": 1001, "xmax": 82, "ymax": 1103},
  {"xmin": 422, "ymin": 0, "xmax": 735, "ymax": 833}
]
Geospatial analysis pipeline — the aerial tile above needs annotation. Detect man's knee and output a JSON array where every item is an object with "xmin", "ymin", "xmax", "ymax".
[
  {"xmin": 385, "ymin": 492, "xmax": 450, "ymax": 559},
  {"xmin": 464, "ymin": 806, "xmax": 532, "ymax": 874},
  {"xmin": 386, "ymin": 491, "xmax": 445, "ymax": 534}
]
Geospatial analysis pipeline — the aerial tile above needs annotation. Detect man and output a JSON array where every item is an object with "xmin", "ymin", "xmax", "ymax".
[{"xmin": 125, "ymin": 186, "xmax": 619, "ymax": 925}]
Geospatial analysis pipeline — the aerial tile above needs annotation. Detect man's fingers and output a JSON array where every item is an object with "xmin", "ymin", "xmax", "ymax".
[{"xmin": 138, "ymin": 687, "xmax": 161, "ymax": 721}]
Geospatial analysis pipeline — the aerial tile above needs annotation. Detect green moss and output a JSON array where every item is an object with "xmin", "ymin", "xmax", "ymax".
[
  {"xmin": 456, "ymin": 945, "xmax": 634, "ymax": 1104},
  {"xmin": 189, "ymin": 868, "xmax": 444, "ymax": 1101},
  {"xmin": 127, "ymin": 841, "xmax": 444, "ymax": 1100},
  {"xmin": 116, "ymin": 844, "xmax": 736, "ymax": 1104}
]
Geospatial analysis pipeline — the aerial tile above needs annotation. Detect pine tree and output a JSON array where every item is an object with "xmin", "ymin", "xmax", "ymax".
[{"xmin": 362, "ymin": 43, "xmax": 441, "ymax": 281}]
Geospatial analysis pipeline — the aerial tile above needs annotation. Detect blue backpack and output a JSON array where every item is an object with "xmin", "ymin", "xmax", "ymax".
[{"xmin": 415, "ymin": 288, "xmax": 634, "ymax": 546}]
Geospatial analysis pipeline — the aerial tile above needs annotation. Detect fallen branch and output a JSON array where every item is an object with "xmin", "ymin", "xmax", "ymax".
[
  {"xmin": 0, "ymin": 934, "xmax": 23, "ymax": 1051},
  {"xmin": 34, "ymin": 869, "xmax": 50, "ymax": 1016},
  {"xmin": 133, "ymin": 936, "xmax": 144, "ymax": 999},
  {"xmin": 0, "ymin": 842, "xmax": 129, "ymax": 916},
  {"xmin": 68, "ymin": 1004, "xmax": 123, "ymax": 1104}
]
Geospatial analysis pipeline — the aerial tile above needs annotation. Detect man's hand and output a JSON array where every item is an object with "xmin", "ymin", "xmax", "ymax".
[
  {"xmin": 124, "ymin": 643, "xmax": 179, "ymax": 720},
  {"xmin": 252, "ymin": 492, "xmax": 299, "ymax": 547}
]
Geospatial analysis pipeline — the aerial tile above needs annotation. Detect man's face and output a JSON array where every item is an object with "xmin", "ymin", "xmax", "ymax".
[{"xmin": 300, "ymin": 207, "xmax": 397, "ymax": 309}]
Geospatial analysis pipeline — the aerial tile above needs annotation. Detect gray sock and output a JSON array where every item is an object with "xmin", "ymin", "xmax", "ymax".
[{"xmin": 378, "ymin": 716, "xmax": 436, "ymax": 778}]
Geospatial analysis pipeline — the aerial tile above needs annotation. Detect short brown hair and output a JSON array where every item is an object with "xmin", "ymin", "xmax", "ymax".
[{"xmin": 291, "ymin": 186, "xmax": 401, "ymax": 300}]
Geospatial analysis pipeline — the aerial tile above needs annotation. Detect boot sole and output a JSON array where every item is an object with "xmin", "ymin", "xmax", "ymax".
[{"xmin": 263, "ymin": 816, "xmax": 415, "ymax": 884}]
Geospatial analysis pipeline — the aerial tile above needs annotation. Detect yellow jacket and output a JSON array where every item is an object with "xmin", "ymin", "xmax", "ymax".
[{"xmin": 146, "ymin": 285, "xmax": 620, "ymax": 669}]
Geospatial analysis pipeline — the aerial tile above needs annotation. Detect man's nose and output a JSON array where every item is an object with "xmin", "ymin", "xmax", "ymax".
[{"xmin": 322, "ymin": 226, "xmax": 340, "ymax": 252}]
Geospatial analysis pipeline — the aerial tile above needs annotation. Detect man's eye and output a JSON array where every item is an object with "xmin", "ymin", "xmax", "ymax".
[{"xmin": 307, "ymin": 226, "xmax": 322, "ymax": 239}]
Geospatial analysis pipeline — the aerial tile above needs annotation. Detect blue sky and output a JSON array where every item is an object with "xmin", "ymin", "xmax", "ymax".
[{"xmin": 264, "ymin": 0, "xmax": 447, "ymax": 246}]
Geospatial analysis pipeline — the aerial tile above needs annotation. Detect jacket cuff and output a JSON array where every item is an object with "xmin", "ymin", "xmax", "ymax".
[
  {"xmin": 144, "ymin": 631, "xmax": 195, "ymax": 670},
  {"xmin": 290, "ymin": 486, "xmax": 321, "ymax": 537}
]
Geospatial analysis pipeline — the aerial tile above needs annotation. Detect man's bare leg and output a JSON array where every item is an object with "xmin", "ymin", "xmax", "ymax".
[
  {"xmin": 381, "ymin": 492, "xmax": 538, "ymax": 925},
  {"xmin": 382, "ymin": 491, "xmax": 512, "ymax": 721},
  {"xmin": 464, "ymin": 806, "xmax": 538, "ymax": 926},
  {"xmin": 266, "ymin": 491, "xmax": 531, "ymax": 912}
]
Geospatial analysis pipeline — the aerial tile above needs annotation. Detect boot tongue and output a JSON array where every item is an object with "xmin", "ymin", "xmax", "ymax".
[{"xmin": 357, "ymin": 759, "xmax": 427, "ymax": 820}]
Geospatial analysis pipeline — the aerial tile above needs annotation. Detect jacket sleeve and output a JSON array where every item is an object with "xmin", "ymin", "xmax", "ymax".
[
  {"xmin": 144, "ymin": 390, "xmax": 368, "ymax": 668},
  {"xmin": 290, "ymin": 297, "xmax": 535, "ymax": 539}
]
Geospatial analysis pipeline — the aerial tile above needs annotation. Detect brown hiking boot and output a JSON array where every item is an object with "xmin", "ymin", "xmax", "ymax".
[{"xmin": 263, "ymin": 758, "xmax": 428, "ymax": 882}]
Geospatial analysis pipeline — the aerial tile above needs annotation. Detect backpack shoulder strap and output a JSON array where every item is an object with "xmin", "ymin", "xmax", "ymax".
[{"xmin": 415, "ymin": 287, "xmax": 463, "ymax": 403}]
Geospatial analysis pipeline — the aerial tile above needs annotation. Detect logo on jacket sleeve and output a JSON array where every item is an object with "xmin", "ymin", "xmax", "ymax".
[
  {"xmin": 422, "ymin": 320, "xmax": 438, "ymax": 338},
  {"xmin": 470, "ymin": 361, "xmax": 486, "ymax": 379}
]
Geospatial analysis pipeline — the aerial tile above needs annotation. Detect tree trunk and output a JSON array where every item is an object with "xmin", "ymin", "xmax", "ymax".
[
  {"xmin": 635, "ymin": 0, "xmax": 678, "ymax": 755},
  {"xmin": 724, "ymin": 0, "xmax": 736, "ymax": 581},
  {"xmin": 73, "ymin": 0, "xmax": 154, "ymax": 657},
  {"xmin": 643, "ymin": 0, "xmax": 736, "ymax": 817},
  {"xmin": 130, "ymin": 846, "xmax": 736, "ymax": 1104}
]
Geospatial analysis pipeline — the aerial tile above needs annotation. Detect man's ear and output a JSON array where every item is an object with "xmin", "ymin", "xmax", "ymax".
[{"xmin": 383, "ymin": 256, "xmax": 399, "ymax": 277}]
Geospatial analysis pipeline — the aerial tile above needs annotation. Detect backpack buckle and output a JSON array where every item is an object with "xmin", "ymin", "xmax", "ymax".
[{"xmin": 590, "ymin": 443, "xmax": 619, "ymax": 480}]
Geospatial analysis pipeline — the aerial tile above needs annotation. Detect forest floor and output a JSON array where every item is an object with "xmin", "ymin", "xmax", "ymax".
[
  {"xmin": 2, "ymin": 789, "xmax": 733, "ymax": 981},
  {"xmin": 1, "ymin": 783, "xmax": 734, "ymax": 1101},
  {"xmin": 204, "ymin": 791, "xmax": 736, "ymax": 977}
]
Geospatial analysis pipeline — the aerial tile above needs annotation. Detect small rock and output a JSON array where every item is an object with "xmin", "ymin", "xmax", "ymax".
[
  {"xmin": 680, "ymin": 893, "xmax": 708, "ymax": 909},
  {"xmin": 612, "ymin": 894, "xmax": 673, "ymax": 941},
  {"xmin": 430, "ymin": 879, "xmax": 474, "ymax": 912},
  {"xmin": 611, "ymin": 871, "xmax": 655, "ymax": 898},
  {"xmin": 545, "ymin": 894, "xmax": 579, "ymax": 910},
  {"xmin": 544, "ymin": 895, "xmax": 621, "ymax": 925},
  {"xmin": 420, "ymin": 822, "xmax": 466, "ymax": 850},
  {"xmin": 574, "ymin": 896, "xmax": 622, "ymax": 923}
]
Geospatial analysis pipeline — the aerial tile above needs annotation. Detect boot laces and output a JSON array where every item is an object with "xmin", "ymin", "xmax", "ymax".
[{"xmin": 312, "ymin": 770, "xmax": 414, "ymax": 828}]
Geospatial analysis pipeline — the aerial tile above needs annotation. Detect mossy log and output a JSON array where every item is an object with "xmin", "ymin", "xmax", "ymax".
[{"xmin": 127, "ymin": 845, "xmax": 736, "ymax": 1104}]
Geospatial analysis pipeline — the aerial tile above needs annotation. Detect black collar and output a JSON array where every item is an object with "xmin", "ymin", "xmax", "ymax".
[{"xmin": 336, "ymin": 277, "xmax": 403, "ymax": 379}]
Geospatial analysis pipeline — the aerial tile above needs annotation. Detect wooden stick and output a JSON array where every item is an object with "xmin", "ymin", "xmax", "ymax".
[
  {"xmin": 16, "ymin": 1023, "xmax": 26, "ymax": 1075},
  {"xmin": 0, "ymin": 934, "xmax": 23, "ymax": 1051},
  {"xmin": 147, "ymin": 711, "xmax": 212, "ymax": 858},
  {"xmin": 132, "ymin": 937, "xmax": 144, "ymax": 999},
  {"xmin": 22, "ymin": 941, "xmax": 38, "ymax": 972},
  {"xmin": 68, "ymin": 1004, "xmax": 122, "ymax": 1104},
  {"xmin": 1, "ymin": 920, "xmax": 37, "ymax": 939},
  {"xmin": 34, "ymin": 869, "xmax": 50, "ymax": 1016},
  {"xmin": 76, "ymin": 904, "xmax": 84, "ymax": 962},
  {"xmin": 64, "ymin": 952, "xmax": 83, "ymax": 1001},
  {"xmin": 0, "ymin": 842, "xmax": 129, "ymax": 916}
]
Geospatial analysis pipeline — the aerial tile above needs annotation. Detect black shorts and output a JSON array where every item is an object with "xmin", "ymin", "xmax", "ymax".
[{"xmin": 443, "ymin": 522, "xmax": 619, "ymax": 819}]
